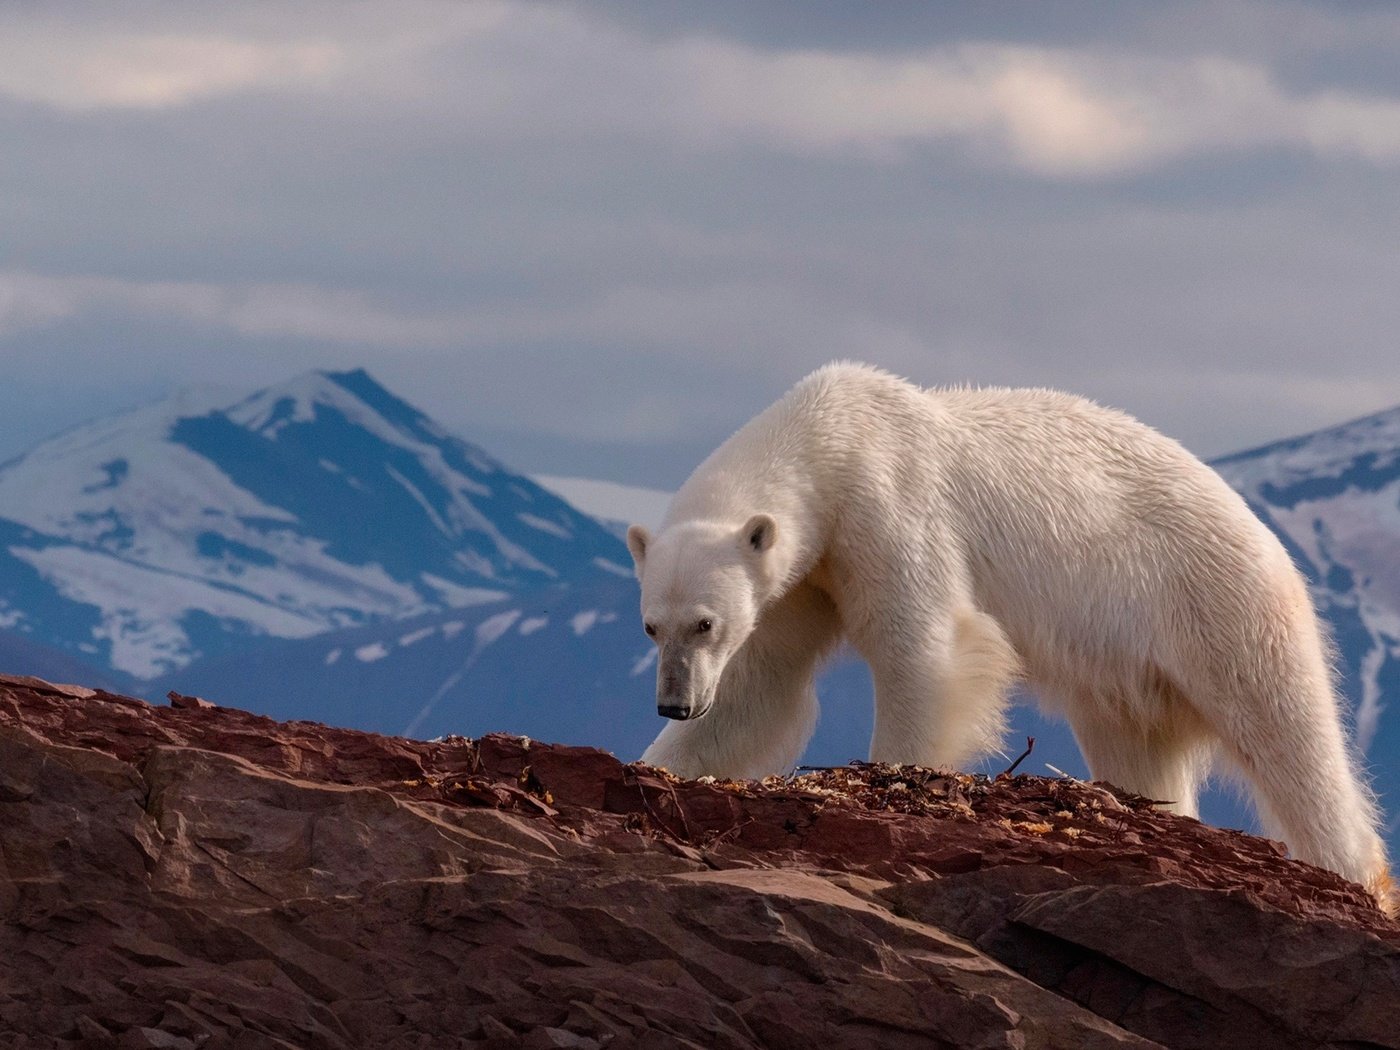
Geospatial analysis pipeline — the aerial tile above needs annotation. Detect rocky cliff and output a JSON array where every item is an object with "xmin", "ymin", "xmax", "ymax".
[{"xmin": 0, "ymin": 675, "xmax": 1396, "ymax": 1049}]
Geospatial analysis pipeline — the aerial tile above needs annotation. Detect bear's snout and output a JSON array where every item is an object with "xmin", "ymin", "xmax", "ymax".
[
  {"xmin": 654, "ymin": 647, "xmax": 712, "ymax": 720},
  {"xmin": 656, "ymin": 652, "xmax": 698, "ymax": 707}
]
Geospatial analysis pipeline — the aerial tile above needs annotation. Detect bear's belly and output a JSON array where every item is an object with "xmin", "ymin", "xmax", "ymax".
[{"xmin": 1008, "ymin": 614, "xmax": 1188, "ymax": 725}]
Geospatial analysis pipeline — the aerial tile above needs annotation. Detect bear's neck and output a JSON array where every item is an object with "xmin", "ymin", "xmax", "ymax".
[{"xmin": 665, "ymin": 394, "xmax": 843, "ymax": 589}]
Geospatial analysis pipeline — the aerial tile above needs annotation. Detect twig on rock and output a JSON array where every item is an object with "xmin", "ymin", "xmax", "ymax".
[{"xmin": 999, "ymin": 737, "xmax": 1036, "ymax": 778}]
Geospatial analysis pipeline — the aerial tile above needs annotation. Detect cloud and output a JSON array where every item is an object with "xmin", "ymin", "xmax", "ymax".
[
  {"xmin": 422, "ymin": 7, "xmax": 1400, "ymax": 176},
  {"xmin": 0, "ymin": 29, "xmax": 343, "ymax": 111},
  {"xmin": 3, "ymin": 0, "xmax": 1400, "ymax": 481},
  {"xmin": 650, "ymin": 38, "xmax": 1400, "ymax": 175},
  {"xmin": 0, "ymin": 271, "xmax": 463, "ymax": 347},
  {"xmin": 0, "ymin": 271, "xmax": 81, "ymax": 337},
  {"xmin": 0, "ymin": 4, "xmax": 519, "ymax": 114},
  {"xmin": 0, "ymin": 266, "xmax": 925, "ymax": 379},
  {"xmin": 430, "ymin": 8, "xmax": 1400, "ymax": 176},
  {"xmin": 7, "ymin": 3, "xmax": 1400, "ymax": 176}
]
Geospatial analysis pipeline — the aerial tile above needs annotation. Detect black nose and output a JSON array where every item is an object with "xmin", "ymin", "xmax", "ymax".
[{"xmin": 658, "ymin": 704, "xmax": 692, "ymax": 720}]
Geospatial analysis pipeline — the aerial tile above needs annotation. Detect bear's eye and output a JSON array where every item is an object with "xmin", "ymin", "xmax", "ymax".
[
  {"xmin": 644, "ymin": 623, "xmax": 657, "ymax": 638},
  {"xmin": 696, "ymin": 618, "xmax": 713, "ymax": 633}
]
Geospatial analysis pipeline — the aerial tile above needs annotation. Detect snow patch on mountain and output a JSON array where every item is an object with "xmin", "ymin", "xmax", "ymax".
[
  {"xmin": 418, "ymin": 574, "xmax": 508, "ymax": 609},
  {"xmin": 517, "ymin": 512, "xmax": 572, "ymax": 540},
  {"xmin": 1359, "ymin": 645, "xmax": 1388, "ymax": 754},
  {"xmin": 569, "ymin": 609, "xmax": 617, "ymax": 637},
  {"xmin": 397, "ymin": 626, "xmax": 436, "ymax": 647},
  {"xmin": 592, "ymin": 557, "xmax": 634, "ymax": 578},
  {"xmin": 0, "ymin": 399, "xmax": 294, "ymax": 544},
  {"xmin": 476, "ymin": 609, "xmax": 523, "ymax": 649},
  {"xmin": 8, "ymin": 543, "xmax": 323, "ymax": 678},
  {"xmin": 631, "ymin": 649, "xmax": 657, "ymax": 677},
  {"xmin": 355, "ymin": 642, "xmax": 389, "ymax": 663}
]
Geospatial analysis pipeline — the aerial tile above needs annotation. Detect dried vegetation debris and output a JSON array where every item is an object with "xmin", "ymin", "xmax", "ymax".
[
  {"xmin": 621, "ymin": 757, "xmax": 1190, "ymax": 861},
  {"xmin": 764, "ymin": 763, "xmax": 988, "ymax": 818}
]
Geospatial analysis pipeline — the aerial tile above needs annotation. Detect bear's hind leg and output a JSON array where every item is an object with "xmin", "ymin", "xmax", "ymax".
[
  {"xmin": 1195, "ymin": 678, "xmax": 1392, "ymax": 914},
  {"xmin": 1171, "ymin": 599, "xmax": 1394, "ymax": 916},
  {"xmin": 1067, "ymin": 702, "xmax": 1213, "ymax": 817}
]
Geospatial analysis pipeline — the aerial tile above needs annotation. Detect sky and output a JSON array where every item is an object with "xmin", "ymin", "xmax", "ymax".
[{"xmin": 3, "ymin": 0, "xmax": 1400, "ymax": 487}]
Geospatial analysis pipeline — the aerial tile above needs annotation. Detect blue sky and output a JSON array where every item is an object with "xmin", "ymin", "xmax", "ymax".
[{"xmin": 3, "ymin": 1, "xmax": 1399, "ymax": 486}]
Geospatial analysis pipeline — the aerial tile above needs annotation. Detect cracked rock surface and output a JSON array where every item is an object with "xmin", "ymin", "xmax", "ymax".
[{"xmin": 0, "ymin": 674, "xmax": 1395, "ymax": 1049}]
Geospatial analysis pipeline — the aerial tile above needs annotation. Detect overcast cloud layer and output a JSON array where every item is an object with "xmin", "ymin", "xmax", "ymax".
[{"xmin": 3, "ymin": 0, "xmax": 1399, "ymax": 485}]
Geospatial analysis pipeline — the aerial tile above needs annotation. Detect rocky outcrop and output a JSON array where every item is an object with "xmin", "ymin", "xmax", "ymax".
[{"xmin": 0, "ymin": 674, "xmax": 1395, "ymax": 1049}]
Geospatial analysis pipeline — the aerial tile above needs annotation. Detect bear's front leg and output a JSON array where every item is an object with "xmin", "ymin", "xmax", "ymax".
[
  {"xmin": 856, "ymin": 607, "xmax": 1019, "ymax": 771},
  {"xmin": 640, "ymin": 675, "xmax": 819, "ymax": 781},
  {"xmin": 640, "ymin": 581, "xmax": 842, "ymax": 780}
]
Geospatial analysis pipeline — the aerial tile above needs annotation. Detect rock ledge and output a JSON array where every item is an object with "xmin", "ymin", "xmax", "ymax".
[{"xmin": 1, "ymin": 675, "xmax": 1396, "ymax": 1049}]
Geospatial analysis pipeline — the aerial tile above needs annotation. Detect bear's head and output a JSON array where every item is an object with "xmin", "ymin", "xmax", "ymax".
[{"xmin": 626, "ymin": 514, "xmax": 781, "ymax": 722}]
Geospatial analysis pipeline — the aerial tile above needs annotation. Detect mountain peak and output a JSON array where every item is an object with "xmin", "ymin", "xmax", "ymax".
[
  {"xmin": 0, "ymin": 367, "xmax": 629, "ymax": 679},
  {"xmin": 1212, "ymin": 401, "xmax": 1400, "ymax": 487},
  {"xmin": 325, "ymin": 366, "xmax": 374, "ymax": 383}
]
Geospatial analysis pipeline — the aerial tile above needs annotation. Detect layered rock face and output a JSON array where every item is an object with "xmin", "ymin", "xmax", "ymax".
[{"xmin": 0, "ymin": 675, "xmax": 1395, "ymax": 1049}]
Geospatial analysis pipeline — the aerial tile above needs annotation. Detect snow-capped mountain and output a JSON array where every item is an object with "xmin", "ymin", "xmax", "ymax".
[{"xmin": 0, "ymin": 370, "xmax": 631, "ymax": 679}]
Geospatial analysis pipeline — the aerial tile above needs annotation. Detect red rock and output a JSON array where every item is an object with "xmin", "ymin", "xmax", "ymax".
[
  {"xmin": 0, "ymin": 675, "xmax": 1395, "ymax": 1048},
  {"xmin": 166, "ymin": 691, "xmax": 215, "ymax": 710}
]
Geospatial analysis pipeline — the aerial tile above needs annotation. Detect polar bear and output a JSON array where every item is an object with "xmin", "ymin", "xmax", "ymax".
[{"xmin": 626, "ymin": 362, "xmax": 1394, "ymax": 915}]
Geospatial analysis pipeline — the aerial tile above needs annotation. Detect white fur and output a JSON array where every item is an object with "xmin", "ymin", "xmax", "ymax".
[{"xmin": 629, "ymin": 362, "xmax": 1395, "ymax": 914}]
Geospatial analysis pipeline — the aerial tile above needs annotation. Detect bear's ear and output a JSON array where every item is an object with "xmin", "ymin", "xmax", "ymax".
[
  {"xmin": 739, "ymin": 514, "xmax": 778, "ymax": 556},
  {"xmin": 626, "ymin": 524, "xmax": 651, "ymax": 572}
]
